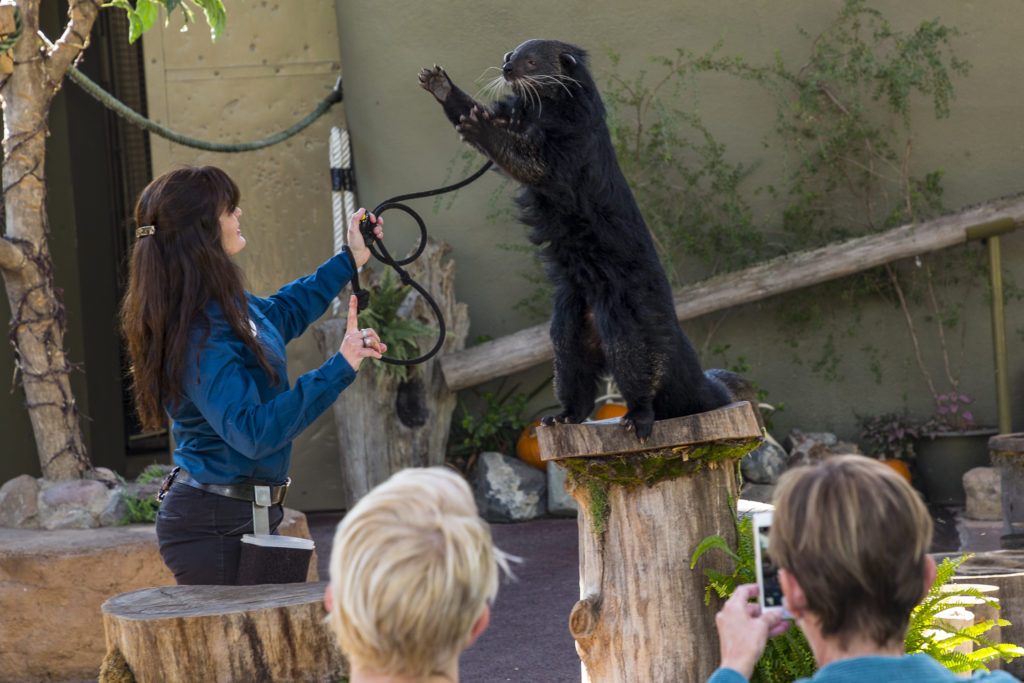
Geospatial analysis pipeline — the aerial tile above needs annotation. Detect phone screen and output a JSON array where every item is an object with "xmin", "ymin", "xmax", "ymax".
[{"xmin": 754, "ymin": 515, "xmax": 786, "ymax": 612}]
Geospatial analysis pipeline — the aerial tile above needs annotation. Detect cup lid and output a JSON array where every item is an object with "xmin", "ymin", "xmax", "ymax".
[{"xmin": 241, "ymin": 533, "xmax": 315, "ymax": 550}]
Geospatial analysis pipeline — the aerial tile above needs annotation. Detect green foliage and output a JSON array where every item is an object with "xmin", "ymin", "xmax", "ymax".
[
  {"xmin": 856, "ymin": 411, "xmax": 921, "ymax": 460},
  {"xmin": 356, "ymin": 269, "xmax": 437, "ymax": 387},
  {"xmin": 692, "ymin": 516, "xmax": 1024, "ymax": 681},
  {"xmin": 446, "ymin": 377, "xmax": 552, "ymax": 471},
  {"xmin": 603, "ymin": 43, "xmax": 770, "ymax": 286},
  {"xmin": 116, "ymin": 467, "xmax": 165, "ymax": 525},
  {"xmin": 106, "ymin": 0, "xmax": 227, "ymax": 44},
  {"xmin": 907, "ymin": 555, "xmax": 1024, "ymax": 672}
]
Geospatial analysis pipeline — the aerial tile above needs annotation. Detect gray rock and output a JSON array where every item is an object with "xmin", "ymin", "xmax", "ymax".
[
  {"xmin": 474, "ymin": 451, "xmax": 547, "ymax": 523},
  {"xmin": 741, "ymin": 436, "xmax": 788, "ymax": 484},
  {"xmin": 786, "ymin": 430, "xmax": 838, "ymax": 468},
  {"xmin": 41, "ymin": 506, "xmax": 98, "ymax": 530},
  {"xmin": 0, "ymin": 475, "xmax": 41, "ymax": 528},
  {"xmin": 740, "ymin": 482, "xmax": 775, "ymax": 505},
  {"xmin": 99, "ymin": 493, "xmax": 131, "ymax": 527},
  {"xmin": 40, "ymin": 479, "xmax": 110, "ymax": 510},
  {"xmin": 546, "ymin": 462, "xmax": 578, "ymax": 517},
  {"xmin": 86, "ymin": 467, "xmax": 121, "ymax": 487},
  {"xmin": 963, "ymin": 466, "xmax": 1002, "ymax": 521}
]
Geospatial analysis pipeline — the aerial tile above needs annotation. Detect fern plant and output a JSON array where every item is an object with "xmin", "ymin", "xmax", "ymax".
[
  {"xmin": 356, "ymin": 269, "xmax": 437, "ymax": 387},
  {"xmin": 692, "ymin": 512, "xmax": 1023, "ymax": 680}
]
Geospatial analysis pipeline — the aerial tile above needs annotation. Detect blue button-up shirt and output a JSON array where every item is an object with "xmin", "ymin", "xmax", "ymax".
[{"xmin": 168, "ymin": 253, "xmax": 357, "ymax": 484}]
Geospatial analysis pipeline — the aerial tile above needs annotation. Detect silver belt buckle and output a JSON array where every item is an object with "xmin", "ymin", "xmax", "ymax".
[{"xmin": 253, "ymin": 485, "xmax": 272, "ymax": 507}]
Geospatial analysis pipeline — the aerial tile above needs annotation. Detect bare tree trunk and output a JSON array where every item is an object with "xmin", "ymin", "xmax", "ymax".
[{"xmin": 0, "ymin": 0, "xmax": 101, "ymax": 479}]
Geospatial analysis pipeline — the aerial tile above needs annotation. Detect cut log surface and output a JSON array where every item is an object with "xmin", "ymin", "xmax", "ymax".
[
  {"xmin": 538, "ymin": 401, "xmax": 762, "ymax": 460},
  {"xmin": 547, "ymin": 402, "xmax": 763, "ymax": 683},
  {"xmin": 950, "ymin": 551, "xmax": 1024, "ymax": 677},
  {"xmin": 102, "ymin": 582, "xmax": 345, "ymax": 683}
]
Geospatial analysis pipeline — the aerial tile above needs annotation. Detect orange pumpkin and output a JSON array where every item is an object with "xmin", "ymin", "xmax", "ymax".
[
  {"xmin": 515, "ymin": 420, "xmax": 546, "ymax": 471},
  {"xmin": 594, "ymin": 403, "xmax": 628, "ymax": 421},
  {"xmin": 881, "ymin": 458, "xmax": 912, "ymax": 483}
]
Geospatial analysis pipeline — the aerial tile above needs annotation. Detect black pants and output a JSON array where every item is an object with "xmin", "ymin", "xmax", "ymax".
[{"xmin": 156, "ymin": 482, "xmax": 284, "ymax": 585}]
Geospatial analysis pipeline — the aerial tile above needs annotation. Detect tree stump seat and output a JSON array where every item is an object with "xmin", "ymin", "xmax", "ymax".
[
  {"xmin": 101, "ymin": 581, "xmax": 346, "ymax": 683},
  {"xmin": 538, "ymin": 401, "xmax": 763, "ymax": 683}
]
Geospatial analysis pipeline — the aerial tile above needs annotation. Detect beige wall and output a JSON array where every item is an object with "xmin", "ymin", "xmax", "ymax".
[
  {"xmin": 142, "ymin": 1, "xmax": 1024, "ymax": 506},
  {"xmin": 142, "ymin": 2, "xmax": 347, "ymax": 509}
]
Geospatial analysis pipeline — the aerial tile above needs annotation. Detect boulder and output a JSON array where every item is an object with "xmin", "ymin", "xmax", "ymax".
[
  {"xmin": 740, "ymin": 482, "xmax": 775, "ymax": 505},
  {"xmin": 546, "ymin": 461, "xmax": 578, "ymax": 517},
  {"xmin": 474, "ymin": 451, "xmax": 547, "ymax": 523},
  {"xmin": 964, "ymin": 466, "xmax": 1002, "ymax": 521},
  {"xmin": 741, "ymin": 435, "xmax": 788, "ymax": 484},
  {"xmin": 0, "ymin": 474, "xmax": 40, "ymax": 528}
]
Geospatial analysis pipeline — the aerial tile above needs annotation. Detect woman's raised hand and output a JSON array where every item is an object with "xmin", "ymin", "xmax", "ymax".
[
  {"xmin": 339, "ymin": 295, "xmax": 386, "ymax": 370},
  {"xmin": 347, "ymin": 209, "xmax": 384, "ymax": 269}
]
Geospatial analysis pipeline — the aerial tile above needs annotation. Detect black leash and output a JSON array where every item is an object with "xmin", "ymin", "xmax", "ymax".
[{"xmin": 348, "ymin": 160, "xmax": 494, "ymax": 366}]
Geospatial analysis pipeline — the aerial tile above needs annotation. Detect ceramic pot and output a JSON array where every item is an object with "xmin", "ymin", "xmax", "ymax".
[{"xmin": 916, "ymin": 428, "xmax": 998, "ymax": 505}]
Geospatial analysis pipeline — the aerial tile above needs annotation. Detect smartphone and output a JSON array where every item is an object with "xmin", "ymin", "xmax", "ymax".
[{"xmin": 752, "ymin": 510, "xmax": 790, "ymax": 617}]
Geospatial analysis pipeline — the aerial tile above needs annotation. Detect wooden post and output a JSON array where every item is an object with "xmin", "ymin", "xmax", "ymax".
[
  {"xmin": 538, "ymin": 402, "xmax": 762, "ymax": 682},
  {"xmin": 101, "ymin": 582, "xmax": 346, "ymax": 683},
  {"xmin": 314, "ymin": 238, "xmax": 469, "ymax": 509}
]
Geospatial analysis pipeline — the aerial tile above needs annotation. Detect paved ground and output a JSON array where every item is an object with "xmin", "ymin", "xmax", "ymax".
[
  {"xmin": 307, "ymin": 504, "xmax": 1003, "ymax": 683},
  {"xmin": 308, "ymin": 513, "xmax": 581, "ymax": 682}
]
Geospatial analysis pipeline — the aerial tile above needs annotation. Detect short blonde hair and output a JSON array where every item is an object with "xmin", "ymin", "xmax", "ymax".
[
  {"xmin": 327, "ymin": 467, "xmax": 509, "ymax": 677},
  {"xmin": 770, "ymin": 455, "xmax": 933, "ymax": 647}
]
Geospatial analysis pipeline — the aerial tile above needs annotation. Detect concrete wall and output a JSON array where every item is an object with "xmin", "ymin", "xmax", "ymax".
[{"xmin": 332, "ymin": 0, "xmax": 1024, "ymax": 442}]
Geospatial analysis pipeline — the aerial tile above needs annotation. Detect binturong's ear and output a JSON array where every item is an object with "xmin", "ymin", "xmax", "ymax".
[{"xmin": 559, "ymin": 52, "xmax": 577, "ymax": 68}]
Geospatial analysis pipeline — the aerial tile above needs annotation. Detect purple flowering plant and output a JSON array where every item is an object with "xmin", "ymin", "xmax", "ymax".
[{"xmin": 921, "ymin": 391, "xmax": 979, "ymax": 437}]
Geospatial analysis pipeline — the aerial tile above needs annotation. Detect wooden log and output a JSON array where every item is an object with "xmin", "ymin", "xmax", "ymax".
[
  {"xmin": 950, "ymin": 551, "xmax": 1024, "ymax": 676},
  {"xmin": 440, "ymin": 195, "xmax": 1024, "ymax": 391},
  {"xmin": 940, "ymin": 584, "xmax": 1002, "ymax": 664},
  {"xmin": 539, "ymin": 402, "xmax": 762, "ymax": 682},
  {"xmin": 314, "ymin": 238, "xmax": 469, "ymax": 510},
  {"xmin": 102, "ymin": 582, "xmax": 345, "ymax": 683}
]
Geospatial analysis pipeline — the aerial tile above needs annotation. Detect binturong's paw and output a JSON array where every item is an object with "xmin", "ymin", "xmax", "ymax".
[
  {"xmin": 540, "ymin": 412, "xmax": 577, "ymax": 427},
  {"xmin": 456, "ymin": 105, "xmax": 492, "ymax": 144},
  {"xmin": 621, "ymin": 410, "xmax": 654, "ymax": 442},
  {"xmin": 418, "ymin": 65, "xmax": 452, "ymax": 102}
]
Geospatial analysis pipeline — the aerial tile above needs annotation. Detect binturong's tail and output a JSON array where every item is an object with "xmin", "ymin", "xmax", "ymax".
[{"xmin": 704, "ymin": 368, "xmax": 765, "ymax": 432}]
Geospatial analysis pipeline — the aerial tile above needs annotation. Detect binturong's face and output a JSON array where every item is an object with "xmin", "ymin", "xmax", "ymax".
[{"xmin": 219, "ymin": 205, "xmax": 246, "ymax": 256}]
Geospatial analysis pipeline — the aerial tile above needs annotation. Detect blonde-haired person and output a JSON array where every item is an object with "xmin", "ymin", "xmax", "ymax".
[
  {"xmin": 325, "ymin": 467, "xmax": 513, "ymax": 683},
  {"xmin": 709, "ymin": 455, "xmax": 1020, "ymax": 683}
]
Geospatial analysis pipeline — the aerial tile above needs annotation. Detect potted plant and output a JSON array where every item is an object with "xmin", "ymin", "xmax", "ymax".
[
  {"xmin": 915, "ymin": 392, "xmax": 997, "ymax": 506},
  {"xmin": 856, "ymin": 411, "xmax": 920, "ymax": 484}
]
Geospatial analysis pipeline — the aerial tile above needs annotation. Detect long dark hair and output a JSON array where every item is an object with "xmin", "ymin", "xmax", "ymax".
[{"xmin": 120, "ymin": 166, "xmax": 278, "ymax": 431}]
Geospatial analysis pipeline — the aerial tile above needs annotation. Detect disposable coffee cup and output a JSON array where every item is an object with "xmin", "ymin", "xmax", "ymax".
[{"xmin": 235, "ymin": 533, "xmax": 315, "ymax": 585}]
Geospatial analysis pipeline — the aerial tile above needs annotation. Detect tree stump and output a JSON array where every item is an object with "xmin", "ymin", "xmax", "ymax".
[
  {"xmin": 538, "ymin": 402, "xmax": 763, "ymax": 683},
  {"xmin": 314, "ymin": 238, "xmax": 469, "ymax": 510},
  {"xmin": 950, "ymin": 550, "xmax": 1024, "ymax": 676},
  {"xmin": 102, "ymin": 582, "xmax": 345, "ymax": 683}
]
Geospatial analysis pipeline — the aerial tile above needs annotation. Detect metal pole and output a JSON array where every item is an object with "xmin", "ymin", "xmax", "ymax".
[{"xmin": 988, "ymin": 235, "xmax": 1013, "ymax": 434}]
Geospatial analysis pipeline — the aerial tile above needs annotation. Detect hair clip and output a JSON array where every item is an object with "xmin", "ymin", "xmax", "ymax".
[{"xmin": 136, "ymin": 225, "xmax": 156, "ymax": 238}]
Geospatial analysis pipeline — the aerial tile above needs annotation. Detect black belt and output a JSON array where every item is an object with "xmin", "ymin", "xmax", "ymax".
[{"xmin": 169, "ymin": 468, "xmax": 290, "ymax": 505}]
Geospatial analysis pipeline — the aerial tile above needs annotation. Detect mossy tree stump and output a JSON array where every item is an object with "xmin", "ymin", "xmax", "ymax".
[{"xmin": 538, "ymin": 402, "xmax": 762, "ymax": 683}]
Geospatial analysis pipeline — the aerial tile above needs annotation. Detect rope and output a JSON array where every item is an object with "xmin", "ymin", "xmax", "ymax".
[
  {"xmin": 352, "ymin": 160, "xmax": 494, "ymax": 366},
  {"xmin": 65, "ymin": 63, "xmax": 343, "ymax": 153}
]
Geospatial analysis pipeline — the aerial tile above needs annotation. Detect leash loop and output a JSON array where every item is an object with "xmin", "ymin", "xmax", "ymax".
[{"xmin": 352, "ymin": 160, "xmax": 493, "ymax": 366}]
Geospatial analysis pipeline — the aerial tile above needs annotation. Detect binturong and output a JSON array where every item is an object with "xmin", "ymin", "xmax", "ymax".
[{"xmin": 420, "ymin": 39, "xmax": 757, "ymax": 440}]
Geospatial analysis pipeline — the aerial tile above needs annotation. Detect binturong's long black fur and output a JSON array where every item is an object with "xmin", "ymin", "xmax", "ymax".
[{"xmin": 420, "ymin": 39, "xmax": 754, "ymax": 440}]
